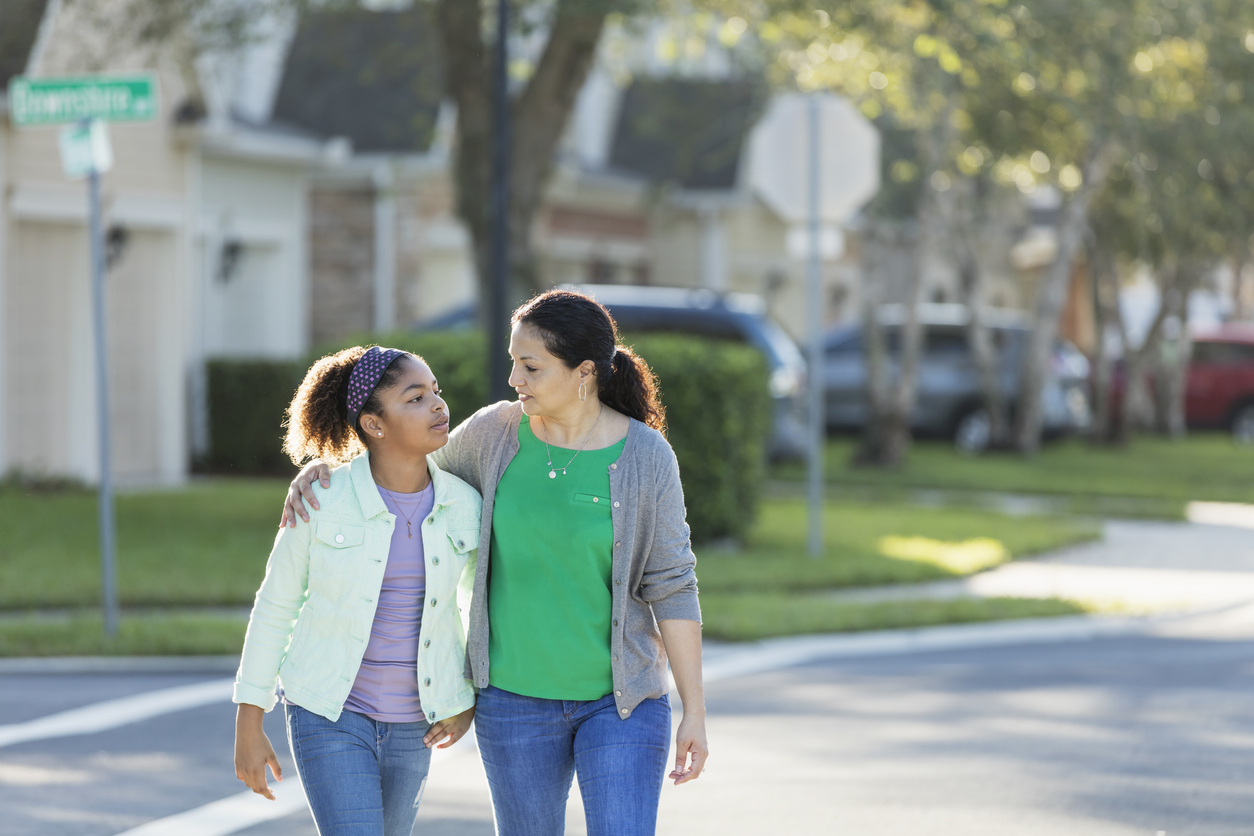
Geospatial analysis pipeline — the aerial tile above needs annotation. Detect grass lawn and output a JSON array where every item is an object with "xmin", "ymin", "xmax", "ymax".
[
  {"xmin": 772, "ymin": 433, "xmax": 1254, "ymax": 511},
  {"xmin": 0, "ymin": 480, "xmax": 1102, "ymax": 651},
  {"xmin": 694, "ymin": 497, "xmax": 1100, "ymax": 593},
  {"xmin": 0, "ymin": 479, "xmax": 289, "ymax": 610},
  {"xmin": 699, "ymin": 595, "xmax": 1091, "ymax": 642},
  {"xmin": 0, "ymin": 614, "xmax": 248, "ymax": 657}
]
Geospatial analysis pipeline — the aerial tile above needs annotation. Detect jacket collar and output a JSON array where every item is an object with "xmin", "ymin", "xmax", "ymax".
[{"xmin": 351, "ymin": 450, "xmax": 457, "ymax": 519}]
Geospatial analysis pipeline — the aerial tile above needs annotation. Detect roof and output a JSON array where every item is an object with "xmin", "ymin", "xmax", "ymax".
[
  {"xmin": 607, "ymin": 78, "xmax": 766, "ymax": 190},
  {"xmin": 0, "ymin": 0, "xmax": 47, "ymax": 88},
  {"xmin": 271, "ymin": 6, "xmax": 444, "ymax": 154}
]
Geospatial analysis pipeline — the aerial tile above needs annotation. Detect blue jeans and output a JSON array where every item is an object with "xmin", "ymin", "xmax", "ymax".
[
  {"xmin": 285, "ymin": 703, "xmax": 433, "ymax": 836},
  {"xmin": 475, "ymin": 685, "xmax": 671, "ymax": 836}
]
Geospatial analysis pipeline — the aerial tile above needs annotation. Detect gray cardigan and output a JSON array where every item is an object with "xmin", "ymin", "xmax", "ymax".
[{"xmin": 431, "ymin": 400, "xmax": 701, "ymax": 719}]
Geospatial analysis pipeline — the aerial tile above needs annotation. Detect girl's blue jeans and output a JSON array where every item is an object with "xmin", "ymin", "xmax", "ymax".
[
  {"xmin": 475, "ymin": 684, "xmax": 671, "ymax": 836},
  {"xmin": 285, "ymin": 703, "xmax": 432, "ymax": 836}
]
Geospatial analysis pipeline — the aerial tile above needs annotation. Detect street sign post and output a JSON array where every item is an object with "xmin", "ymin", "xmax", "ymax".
[
  {"xmin": 9, "ymin": 74, "xmax": 159, "ymax": 637},
  {"xmin": 747, "ymin": 94, "xmax": 881, "ymax": 558},
  {"xmin": 8, "ymin": 74, "xmax": 159, "ymax": 126}
]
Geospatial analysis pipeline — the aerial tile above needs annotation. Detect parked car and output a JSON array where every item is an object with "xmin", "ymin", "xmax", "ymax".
[
  {"xmin": 1187, "ymin": 326, "xmax": 1254, "ymax": 441},
  {"xmin": 411, "ymin": 285, "xmax": 809, "ymax": 459},
  {"xmin": 821, "ymin": 304, "xmax": 1092, "ymax": 453}
]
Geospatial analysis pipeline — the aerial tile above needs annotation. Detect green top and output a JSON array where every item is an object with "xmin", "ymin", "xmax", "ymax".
[{"xmin": 488, "ymin": 415, "xmax": 626, "ymax": 700}]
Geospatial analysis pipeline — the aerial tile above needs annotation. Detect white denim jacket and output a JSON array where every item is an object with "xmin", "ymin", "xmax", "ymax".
[{"xmin": 233, "ymin": 451, "xmax": 481, "ymax": 723}]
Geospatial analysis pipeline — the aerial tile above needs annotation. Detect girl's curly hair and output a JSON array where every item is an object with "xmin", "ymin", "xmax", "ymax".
[{"xmin": 282, "ymin": 346, "xmax": 418, "ymax": 466}]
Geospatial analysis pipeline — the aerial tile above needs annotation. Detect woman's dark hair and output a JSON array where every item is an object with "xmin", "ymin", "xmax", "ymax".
[
  {"xmin": 283, "ymin": 346, "xmax": 417, "ymax": 465},
  {"xmin": 512, "ymin": 290, "xmax": 665, "ymax": 433}
]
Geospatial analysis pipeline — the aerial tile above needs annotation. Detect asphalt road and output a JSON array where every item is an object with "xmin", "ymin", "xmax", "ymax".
[{"xmin": 3, "ymin": 625, "xmax": 1253, "ymax": 836}]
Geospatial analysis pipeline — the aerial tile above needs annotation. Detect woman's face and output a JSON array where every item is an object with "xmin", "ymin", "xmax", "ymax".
[
  {"xmin": 360, "ymin": 356, "xmax": 450, "ymax": 455},
  {"xmin": 508, "ymin": 322, "xmax": 585, "ymax": 418}
]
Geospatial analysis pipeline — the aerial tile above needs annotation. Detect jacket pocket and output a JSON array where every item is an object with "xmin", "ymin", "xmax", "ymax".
[
  {"xmin": 573, "ymin": 493, "xmax": 610, "ymax": 506},
  {"xmin": 309, "ymin": 522, "xmax": 366, "ymax": 602}
]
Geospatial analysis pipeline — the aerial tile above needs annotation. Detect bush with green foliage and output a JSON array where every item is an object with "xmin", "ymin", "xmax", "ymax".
[
  {"xmin": 205, "ymin": 331, "xmax": 770, "ymax": 541},
  {"xmin": 204, "ymin": 360, "xmax": 304, "ymax": 475}
]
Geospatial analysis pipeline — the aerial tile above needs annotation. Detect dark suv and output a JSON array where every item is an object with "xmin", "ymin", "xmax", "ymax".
[
  {"xmin": 822, "ymin": 304, "xmax": 1091, "ymax": 452},
  {"xmin": 412, "ymin": 285, "xmax": 809, "ymax": 458}
]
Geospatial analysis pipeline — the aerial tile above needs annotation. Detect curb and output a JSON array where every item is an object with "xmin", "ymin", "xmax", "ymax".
[
  {"xmin": 0, "ymin": 655, "xmax": 239, "ymax": 675},
  {"xmin": 7, "ymin": 602, "xmax": 1249, "ymax": 678}
]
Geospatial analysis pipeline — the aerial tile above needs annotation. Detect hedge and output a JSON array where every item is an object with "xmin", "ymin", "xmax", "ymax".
[
  {"xmin": 205, "ymin": 331, "xmax": 770, "ymax": 542},
  {"xmin": 204, "ymin": 360, "xmax": 305, "ymax": 475}
]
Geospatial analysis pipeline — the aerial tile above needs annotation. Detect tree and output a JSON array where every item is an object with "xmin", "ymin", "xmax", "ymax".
[{"xmin": 63, "ymin": 0, "xmax": 648, "ymax": 308}]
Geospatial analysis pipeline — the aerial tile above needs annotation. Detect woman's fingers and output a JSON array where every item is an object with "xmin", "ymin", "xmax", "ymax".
[
  {"xmin": 244, "ymin": 765, "xmax": 276, "ymax": 800},
  {"xmin": 669, "ymin": 739, "xmax": 709, "ymax": 785}
]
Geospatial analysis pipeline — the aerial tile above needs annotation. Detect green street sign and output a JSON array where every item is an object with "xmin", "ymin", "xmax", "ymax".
[{"xmin": 7, "ymin": 74, "xmax": 159, "ymax": 126}]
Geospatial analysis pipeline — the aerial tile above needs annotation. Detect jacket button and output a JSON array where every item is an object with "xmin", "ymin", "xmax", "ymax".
[
  {"xmin": 609, "ymin": 463, "xmax": 617, "ymax": 470},
  {"xmin": 615, "ymin": 690, "xmax": 622, "ymax": 696},
  {"xmin": 430, "ymin": 599, "xmax": 437, "ymax": 607},
  {"xmin": 458, "ymin": 540, "xmax": 465, "ymax": 548},
  {"xmin": 335, "ymin": 534, "xmax": 344, "ymax": 544},
  {"xmin": 614, "ymin": 541, "xmax": 621, "ymax": 548},
  {"xmin": 613, "ymin": 619, "xmax": 618, "ymax": 627},
  {"xmin": 429, "ymin": 711, "xmax": 436, "ymax": 720},
  {"xmin": 433, "ymin": 557, "xmax": 440, "ymax": 566},
  {"xmin": 424, "ymin": 677, "xmax": 431, "ymax": 686},
  {"xmin": 620, "ymin": 708, "xmax": 629, "ymax": 715},
  {"xmin": 428, "ymin": 517, "xmax": 435, "ymax": 524},
  {"xmin": 613, "ymin": 502, "xmax": 620, "ymax": 508},
  {"xmin": 424, "ymin": 639, "xmax": 430, "ymax": 648},
  {"xmin": 615, "ymin": 579, "xmax": 621, "ymax": 586}
]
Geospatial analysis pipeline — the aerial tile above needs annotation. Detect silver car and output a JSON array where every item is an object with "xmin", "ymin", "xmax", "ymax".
[{"xmin": 822, "ymin": 305, "xmax": 1091, "ymax": 453}]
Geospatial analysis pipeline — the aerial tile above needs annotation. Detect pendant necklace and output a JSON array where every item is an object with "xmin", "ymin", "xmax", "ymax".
[
  {"xmin": 541, "ymin": 405, "xmax": 603, "ymax": 478},
  {"xmin": 382, "ymin": 485, "xmax": 425, "ymax": 538}
]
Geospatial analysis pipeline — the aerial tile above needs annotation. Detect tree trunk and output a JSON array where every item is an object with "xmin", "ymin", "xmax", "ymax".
[
  {"xmin": 1118, "ymin": 268, "xmax": 1179, "ymax": 440},
  {"xmin": 436, "ymin": 0, "xmax": 608, "ymax": 307},
  {"xmin": 945, "ymin": 178, "xmax": 1008, "ymax": 447},
  {"xmin": 854, "ymin": 219, "xmax": 925, "ymax": 467},
  {"xmin": 1014, "ymin": 138, "xmax": 1119, "ymax": 455},
  {"xmin": 1086, "ymin": 234, "xmax": 1122, "ymax": 443}
]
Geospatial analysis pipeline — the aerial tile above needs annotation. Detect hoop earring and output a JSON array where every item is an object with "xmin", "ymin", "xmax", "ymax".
[{"xmin": 579, "ymin": 381, "xmax": 587, "ymax": 402}]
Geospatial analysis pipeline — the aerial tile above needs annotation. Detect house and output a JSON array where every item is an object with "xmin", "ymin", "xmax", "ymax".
[{"xmin": 0, "ymin": 0, "xmax": 333, "ymax": 485}]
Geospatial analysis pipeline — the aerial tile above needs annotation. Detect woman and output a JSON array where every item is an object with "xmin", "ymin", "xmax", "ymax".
[
  {"xmin": 283, "ymin": 290, "xmax": 709, "ymax": 836},
  {"xmin": 234, "ymin": 346, "xmax": 480, "ymax": 836}
]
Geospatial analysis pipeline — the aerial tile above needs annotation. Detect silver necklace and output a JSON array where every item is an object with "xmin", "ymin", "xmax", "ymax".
[{"xmin": 539, "ymin": 406, "xmax": 603, "ymax": 478}]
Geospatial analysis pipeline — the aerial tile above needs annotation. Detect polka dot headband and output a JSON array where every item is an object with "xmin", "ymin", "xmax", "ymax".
[{"xmin": 347, "ymin": 346, "xmax": 405, "ymax": 429}]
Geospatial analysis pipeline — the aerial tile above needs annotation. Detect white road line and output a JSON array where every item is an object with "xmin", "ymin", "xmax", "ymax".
[
  {"xmin": 0, "ymin": 678, "xmax": 234, "ymax": 749},
  {"xmin": 112, "ymin": 778, "xmax": 308, "ymax": 836}
]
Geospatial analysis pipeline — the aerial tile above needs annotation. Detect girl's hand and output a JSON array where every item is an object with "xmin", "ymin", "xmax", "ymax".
[
  {"xmin": 423, "ymin": 706, "xmax": 475, "ymax": 749},
  {"xmin": 669, "ymin": 713, "xmax": 708, "ymax": 785},
  {"xmin": 281, "ymin": 462, "xmax": 332, "ymax": 527},
  {"xmin": 234, "ymin": 705, "xmax": 283, "ymax": 800}
]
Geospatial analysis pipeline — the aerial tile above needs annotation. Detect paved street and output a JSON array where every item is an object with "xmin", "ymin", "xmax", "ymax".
[
  {"xmin": 3, "ymin": 611, "xmax": 1254, "ymax": 836},
  {"xmin": 6, "ymin": 516, "xmax": 1254, "ymax": 835}
]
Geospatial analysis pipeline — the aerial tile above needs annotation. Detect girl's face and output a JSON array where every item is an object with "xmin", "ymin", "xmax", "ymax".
[
  {"xmin": 360, "ymin": 357, "xmax": 450, "ymax": 455},
  {"xmin": 508, "ymin": 322, "xmax": 588, "ymax": 418}
]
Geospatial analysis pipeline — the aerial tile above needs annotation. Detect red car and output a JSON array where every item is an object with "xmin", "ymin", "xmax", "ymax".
[{"xmin": 1186, "ymin": 325, "xmax": 1254, "ymax": 440}]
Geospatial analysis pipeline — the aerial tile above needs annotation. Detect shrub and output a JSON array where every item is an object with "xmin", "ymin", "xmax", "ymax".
[
  {"xmin": 204, "ymin": 359, "xmax": 304, "ymax": 475},
  {"xmin": 629, "ymin": 334, "xmax": 770, "ymax": 543},
  {"xmin": 205, "ymin": 331, "xmax": 770, "ymax": 542}
]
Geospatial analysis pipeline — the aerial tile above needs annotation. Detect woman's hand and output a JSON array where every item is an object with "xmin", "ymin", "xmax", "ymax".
[
  {"xmin": 423, "ymin": 706, "xmax": 475, "ymax": 749},
  {"xmin": 669, "ymin": 712, "xmax": 709, "ymax": 785},
  {"xmin": 280, "ymin": 461, "xmax": 332, "ymax": 528},
  {"xmin": 234, "ymin": 704, "xmax": 283, "ymax": 800}
]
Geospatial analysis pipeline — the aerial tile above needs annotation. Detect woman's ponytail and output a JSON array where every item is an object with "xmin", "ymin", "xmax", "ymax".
[
  {"xmin": 513, "ymin": 290, "xmax": 667, "ymax": 434},
  {"xmin": 604, "ymin": 346, "xmax": 666, "ymax": 434}
]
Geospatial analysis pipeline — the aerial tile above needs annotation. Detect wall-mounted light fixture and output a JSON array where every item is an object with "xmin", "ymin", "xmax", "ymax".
[
  {"xmin": 105, "ymin": 226, "xmax": 129, "ymax": 272},
  {"xmin": 217, "ymin": 239, "xmax": 244, "ymax": 283}
]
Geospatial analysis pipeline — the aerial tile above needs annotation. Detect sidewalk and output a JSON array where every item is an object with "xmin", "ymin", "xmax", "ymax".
[{"xmin": 829, "ymin": 511, "xmax": 1254, "ymax": 613}]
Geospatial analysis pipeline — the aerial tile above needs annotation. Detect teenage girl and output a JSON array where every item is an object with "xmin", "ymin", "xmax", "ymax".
[{"xmin": 233, "ymin": 346, "xmax": 481, "ymax": 836}]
